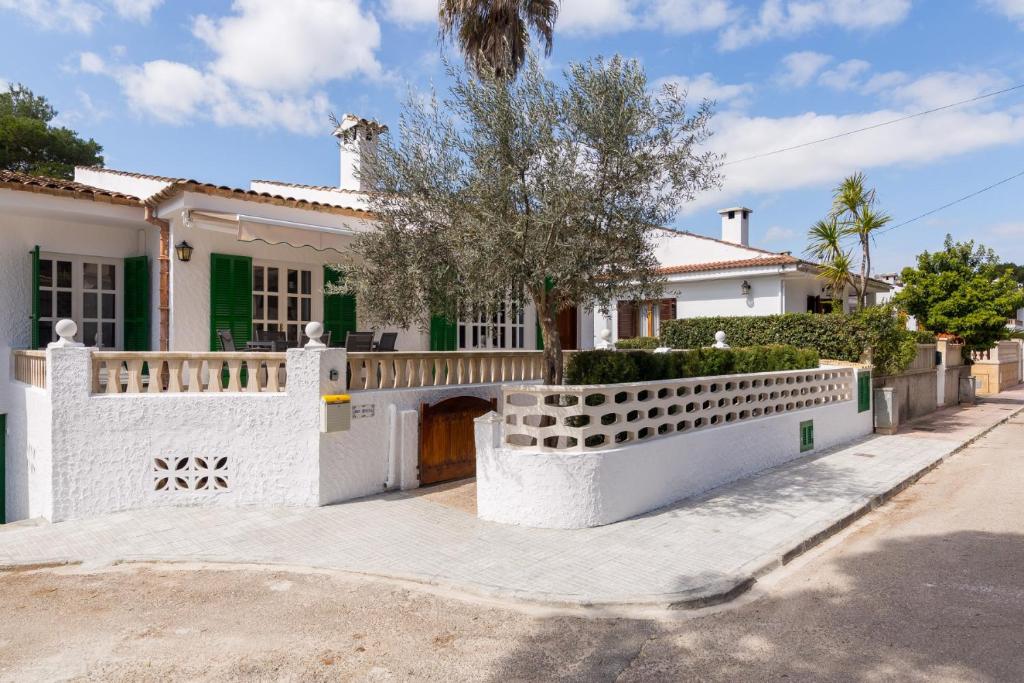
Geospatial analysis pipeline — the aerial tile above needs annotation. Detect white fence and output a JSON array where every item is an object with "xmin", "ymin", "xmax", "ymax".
[{"xmin": 502, "ymin": 367, "xmax": 855, "ymax": 452}]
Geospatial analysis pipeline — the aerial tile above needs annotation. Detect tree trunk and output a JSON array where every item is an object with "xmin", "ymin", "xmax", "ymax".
[
  {"xmin": 859, "ymin": 236, "xmax": 868, "ymax": 310},
  {"xmin": 536, "ymin": 297, "xmax": 563, "ymax": 385}
]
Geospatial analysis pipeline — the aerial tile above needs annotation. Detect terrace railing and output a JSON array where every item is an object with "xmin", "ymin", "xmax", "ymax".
[
  {"xmin": 91, "ymin": 352, "xmax": 288, "ymax": 394},
  {"xmin": 346, "ymin": 350, "xmax": 547, "ymax": 391},
  {"xmin": 502, "ymin": 366, "xmax": 855, "ymax": 453},
  {"xmin": 13, "ymin": 350, "xmax": 46, "ymax": 389}
]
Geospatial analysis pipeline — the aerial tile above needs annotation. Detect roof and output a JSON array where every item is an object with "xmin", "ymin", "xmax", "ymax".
[
  {"xmin": 144, "ymin": 179, "xmax": 373, "ymax": 218},
  {"xmin": 654, "ymin": 226, "xmax": 786, "ymax": 258},
  {"xmin": 74, "ymin": 165, "xmax": 186, "ymax": 183},
  {"xmin": 658, "ymin": 254, "xmax": 800, "ymax": 275},
  {"xmin": 250, "ymin": 179, "xmax": 365, "ymax": 195},
  {"xmin": 0, "ymin": 170, "xmax": 141, "ymax": 206}
]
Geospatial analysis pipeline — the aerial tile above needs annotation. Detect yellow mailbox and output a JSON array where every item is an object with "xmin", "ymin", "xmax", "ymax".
[{"xmin": 320, "ymin": 394, "xmax": 352, "ymax": 433}]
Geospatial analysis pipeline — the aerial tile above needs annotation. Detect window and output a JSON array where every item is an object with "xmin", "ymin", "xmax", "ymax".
[
  {"xmin": 252, "ymin": 262, "xmax": 313, "ymax": 344},
  {"xmin": 37, "ymin": 253, "xmax": 121, "ymax": 348},
  {"xmin": 458, "ymin": 302, "xmax": 526, "ymax": 349}
]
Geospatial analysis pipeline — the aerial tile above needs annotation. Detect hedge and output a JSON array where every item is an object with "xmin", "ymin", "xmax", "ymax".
[
  {"xmin": 614, "ymin": 336, "xmax": 661, "ymax": 350},
  {"xmin": 659, "ymin": 306, "xmax": 916, "ymax": 376},
  {"xmin": 565, "ymin": 345, "xmax": 820, "ymax": 385}
]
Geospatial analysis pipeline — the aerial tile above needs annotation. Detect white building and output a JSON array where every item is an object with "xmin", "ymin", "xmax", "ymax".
[{"xmin": 599, "ymin": 207, "xmax": 892, "ymax": 343}]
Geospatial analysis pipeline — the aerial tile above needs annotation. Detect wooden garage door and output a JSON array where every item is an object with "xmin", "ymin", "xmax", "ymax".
[{"xmin": 419, "ymin": 396, "xmax": 497, "ymax": 486}]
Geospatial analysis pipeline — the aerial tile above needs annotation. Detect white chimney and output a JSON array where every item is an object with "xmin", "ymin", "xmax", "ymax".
[
  {"xmin": 332, "ymin": 114, "xmax": 387, "ymax": 192},
  {"xmin": 718, "ymin": 206, "xmax": 751, "ymax": 246}
]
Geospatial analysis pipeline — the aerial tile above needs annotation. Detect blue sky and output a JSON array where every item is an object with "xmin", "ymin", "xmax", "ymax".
[{"xmin": 2, "ymin": 0, "xmax": 1024, "ymax": 272}]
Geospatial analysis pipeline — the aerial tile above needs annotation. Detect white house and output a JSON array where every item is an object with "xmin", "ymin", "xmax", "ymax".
[{"xmin": 599, "ymin": 207, "xmax": 892, "ymax": 343}]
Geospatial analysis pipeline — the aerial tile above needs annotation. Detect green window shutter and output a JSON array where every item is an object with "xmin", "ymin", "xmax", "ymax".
[
  {"xmin": 800, "ymin": 420, "xmax": 814, "ymax": 452},
  {"xmin": 30, "ymin": 246, "xmax": 40, "ymax": 349},
  {"xmin": 123, "ymin": 256, "xmax": 150, "ymax": 351},
  {"xmin": 857, "ymin": 372, "xmax": 871, "ymax": 413},
  {"xmin": 323, "ymin": 266, "xmax": 357, "ymax": 348},
  {"xmin": 430, "ymin": 315, "xmax": 457, "ymax": 351},
  {"xmin": 209, "ymin": 253, "xmax": 252, "ymax": 351},
  {"xmin": 0, "ymin": 413, "xmax": 5, "ymax": 524}
]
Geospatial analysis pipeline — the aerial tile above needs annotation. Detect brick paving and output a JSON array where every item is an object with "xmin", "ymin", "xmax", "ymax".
[{"xmin": 2, "ymin": 388, "xmax": 1022, "ymax": 608}]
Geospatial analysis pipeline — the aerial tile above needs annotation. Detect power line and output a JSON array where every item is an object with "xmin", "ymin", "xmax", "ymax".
[
  {"xmin": 881, "ymin": 169, "xmax": 1024, "ymax": 234},
  {"xmin": 723, "ymin": 82, "xmax": 1024, "ymax": 166}
]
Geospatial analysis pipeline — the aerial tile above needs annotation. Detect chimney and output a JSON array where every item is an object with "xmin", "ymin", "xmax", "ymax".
[
  {"xmin": 332, "ymin": 114, "xmax": 387, "ymax": 192},
  {"xmin": 718, "ymin": 206, "xmax": 751, "ymax": 246}
]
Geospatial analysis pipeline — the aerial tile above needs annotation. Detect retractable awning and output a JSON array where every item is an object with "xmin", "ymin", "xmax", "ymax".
[{"xmin": 186, "ymin": 210, "xmax": 359, "ymax": 253}]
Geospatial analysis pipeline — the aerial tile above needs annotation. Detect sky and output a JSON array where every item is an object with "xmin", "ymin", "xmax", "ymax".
[{"xmin": 2, "ymin": 0, "xmax": 1024, "ymax": 273}]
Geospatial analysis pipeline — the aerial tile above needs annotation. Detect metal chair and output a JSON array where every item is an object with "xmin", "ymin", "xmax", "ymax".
[
  {"xmin": 344, "ymin": 331, "xmax": 374, "ymax": 352},
  {"xmin": 216, "ymin": 329, "xmax": 236, "ymax": 352},
  {"xmin": 299, "ymin": 329, "xmax": 332, "ymax": 348},
  {"xmin": 374, "ymin": 332, "xmax": 398, "ymax": 352}
]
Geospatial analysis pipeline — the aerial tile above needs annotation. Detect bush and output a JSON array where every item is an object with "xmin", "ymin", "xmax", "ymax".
[
  {"xmin": 659, "ymin": 306, "xmax": 916, "ymax": 376},
  {"xmin": 615, "ymin": 336, "xmax": 660, "ymax": 349},
  {"xmin": 913, "ymin": 329, "xmax": 937, "ymax": 344},
  {"xmin": 564, "ymin": 345, "xmax": 819, "ymax": 385}
]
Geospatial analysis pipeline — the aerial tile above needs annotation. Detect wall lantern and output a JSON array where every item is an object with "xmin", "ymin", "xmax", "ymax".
[
  {"xmin": 741, "ymin": 280, "xmax": 752, "ymax": 296},
  {"xmin": 175, "ymin": 240, "xmax": 194, "ymax": 262}
]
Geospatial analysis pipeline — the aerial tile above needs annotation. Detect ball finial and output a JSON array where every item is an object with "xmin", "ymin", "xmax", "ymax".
[
  {"xmin": 304, "ymin": 321, "xmax": 325, "ymax": 348},
  {"xmin": 713, "ymin": 330, "xmax": 729, "ymax": 349},
  {"xmin": 48, "ymin": 319, "xmax": 84, "ymax": 348}
]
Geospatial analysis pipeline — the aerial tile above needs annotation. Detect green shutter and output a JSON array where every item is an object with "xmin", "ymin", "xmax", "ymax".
[
  {"xmin": 323, "ymin": 266, "xmax": 357, "ymax": 348},
  {"xmin": 209, "ymin": 253, "xmax": 252, "ymax": 351},
  {"xmin": 430, "ymin": 314, "xmax": 457, "ymax": 351},
  {"xmin": 30, "ymin": 246, "xmax": 40, "ymax": 349},
  {"xmin": 800, "ymin": 420, "xmax": 814, "ymax": 452},
  {"xmin": 857, "ymin": 372, "xmax": 871, "ymax": 413},
  {"xmin": 123, "ymin": 256, "xmax": 150, "ymax": 351}
]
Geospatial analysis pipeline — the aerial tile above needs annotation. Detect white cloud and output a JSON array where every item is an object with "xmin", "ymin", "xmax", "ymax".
[
  {"xmin": 0, "ymin": 0, "xmax": 102, "ymax": 32},
  {"xmin": 719, "ymin": 0, "xmax": 911, "ymax": 51},
  {"xmin": 980, "ymin": 0, "xmax": 1024, "ymax": 26},
  {"xmin": 646, "ymin": 0, "xmax": 737, "ymax": 33},
  {"xmin": 79, "ymin": 51, "xmax": 105, "ymax": 74},
  {"xmin": 0, "ymin": 0, "xmax": 164, "ymax": 31},
  {"xmin": 991, "ymin": 221, "xmax": 1024, "ymax": 237},
  {"xmin": 886, "ymin": 70, "xmax": 1008, "ymax": 109},
  {"xmin": 193, "ymin": 0, "xmax": 381, "ymax": 91},
  {"xmin": 655, "ymin": 73, "xmax": 753, "ymax": 109},
  {"xmin": 108, "ymin": 0, "xmax": 162, "ymax": 22},
  {"xmin": 383, "ymin": 0, "xmax": 436, "ymax": 25},
  {"xmin": 86, "ymin": 0, "xmax": 383, "ymax": 134},
  {"xmin": 861, "ymin": 70, "xmax": 909, "ymax": 94},
  {"xmin": 559, "ymin": 0, "xmax": 636, "ymax": 34},
  {"xmin": 818, "ymin": 59, "xmax": 871, "ymax": 91},
  {"xmin": 777, "ymin": 51, "xmax": 832, "ymax": 87},
  {"xmin": 763, "ymin": 225, "xmax": 797, "ymax": 242},
  {"xmin": 683, "ymin": 69, "xmax": 1024, "ymax": 213}
]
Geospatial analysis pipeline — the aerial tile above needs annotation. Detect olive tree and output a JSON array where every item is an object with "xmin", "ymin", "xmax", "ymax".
[{"xmin": 333, "ymin": 55, "xmax": 721, "ymax": 383}]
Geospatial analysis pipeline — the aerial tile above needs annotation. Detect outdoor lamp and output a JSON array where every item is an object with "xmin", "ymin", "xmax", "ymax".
[
  {"xmin": 175, "ymin": 240, "xmax": 194, "ymax": 262},
  {"xmin": 741, "ymin": 280, "xmax": 752, "ymax": 296}
]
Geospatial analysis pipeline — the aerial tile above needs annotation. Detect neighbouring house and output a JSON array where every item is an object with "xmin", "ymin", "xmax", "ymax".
[{"xmin": 600, "ymin": 208, "xmax": 892, "ymax": 344}]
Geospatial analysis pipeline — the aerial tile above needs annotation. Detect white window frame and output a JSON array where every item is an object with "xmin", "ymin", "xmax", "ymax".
[
  {"xmin": 458, "ymin": 302, "xmax": 526, "ymax": 350},
  {"xmin": 38, "ymin": 252, "xmax": 124, "ymax": 349},
  {"xmin": 251, "ymin": 259, "xmax": 321, "ymax": 345}
]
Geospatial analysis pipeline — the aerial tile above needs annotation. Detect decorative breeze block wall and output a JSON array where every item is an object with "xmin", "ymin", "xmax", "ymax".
[
  {"xmin": 153, "ymin": 456, "xmax": 230, "ymax": 492},
  {"xmin": 502, "ymin": 367, "xmax": 855, "ymax": 452}
]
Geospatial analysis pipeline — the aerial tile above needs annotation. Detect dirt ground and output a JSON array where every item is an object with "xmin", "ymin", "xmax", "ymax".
[{"xmin": 2, "ymin": 416, "xmax": 1023, "ymax": 682}]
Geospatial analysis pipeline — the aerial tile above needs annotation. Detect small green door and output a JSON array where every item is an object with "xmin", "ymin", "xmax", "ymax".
[
  {"xmin": 430, "ymin": 314, "xmax": 457, "ymax": 351},
  {"xmin": 857, "ymin": 372, "xmax": 872, "ymax": 413},
  {"xmin": 323, "ymin": 266, "xmax": 357, "ymax": 347}
]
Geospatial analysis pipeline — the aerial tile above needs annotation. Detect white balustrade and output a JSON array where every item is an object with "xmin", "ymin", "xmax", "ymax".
[
  {"xmin": 91, "ymin": 352, "xmax": 288, "ymax": 394},
  {"xmin": 346, "ymin": 351, "xmax": 548, "ymax": 391},
  {"xmin": 502, "ymin": 366, "xmax": 855, "ymax": 452},
  {"xmin": 13, "ymin": 350, "xmax": 47, "ymax": 388}
]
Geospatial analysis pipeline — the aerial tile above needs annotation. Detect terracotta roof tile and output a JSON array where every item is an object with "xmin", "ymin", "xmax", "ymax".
[
  {"xmin": 0, "ymin": 170, "xmax": 141, "ymax": 206},
  {"xmin": 658, "ymin": 254, "xmax": 800, "ymax": 275},
  {"xmin": 144, "ymin": 179, "xmax": 374, "ymax": 218},
  {"xmin": 74, "ymin": 165, "xmax": 186, "ymax": 183}
]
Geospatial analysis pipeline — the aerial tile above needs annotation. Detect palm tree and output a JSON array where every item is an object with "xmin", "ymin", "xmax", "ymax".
[
  {"xmin": 439, "ymin": 0, "xmax": 559, "ymax": 80},
  {"xmin": 830, "ymin": 172, "xmax": 891, "ymax": 309},
  {"xmin": 806, "ymin": 216, "xmax": 852, "ymax": 313}
]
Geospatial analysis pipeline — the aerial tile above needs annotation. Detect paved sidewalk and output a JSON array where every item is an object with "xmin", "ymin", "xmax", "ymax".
[{"xmin": 2, "ymin": 387, "xmax": 1022, "ymax": 608}]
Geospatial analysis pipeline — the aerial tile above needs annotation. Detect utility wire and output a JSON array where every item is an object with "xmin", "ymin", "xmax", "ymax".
[
  {"xmin": 723, "ymin": 82, "xmax": 1024, "ymax": 166},
  {"xmin": 881, "ymin": 169, "xmax": 1024, "ymax": 234}
]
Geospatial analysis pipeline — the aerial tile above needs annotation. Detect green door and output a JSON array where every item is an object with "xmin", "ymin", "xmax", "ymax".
[
  {"xmin": 323, "ymin": 266, "xmax": 356, "ymax": 347},
  {"xmin": 209, "ymin": 253, "xmax": 253, "ymax": 350},
  {"xmin": 123, "ymin": 255, "xmax": 150, "ymax": 351},
  {"xmin": 430, "ymin": 314, "xmax": 457, "ymax": 351}
]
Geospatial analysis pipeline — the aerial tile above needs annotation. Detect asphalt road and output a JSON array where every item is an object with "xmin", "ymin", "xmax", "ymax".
[{"xmin": 1, "ymin": 414, "xmax": 1022, "ymax": 682}]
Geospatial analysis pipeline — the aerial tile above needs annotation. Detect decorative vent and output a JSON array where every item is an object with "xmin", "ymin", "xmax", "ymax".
[{"xmin": 154, "ymin": 456, "xmax": 230, "ymax": 492}]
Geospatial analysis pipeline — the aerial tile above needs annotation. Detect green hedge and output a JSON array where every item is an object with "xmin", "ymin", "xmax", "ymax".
[
  {"xmin": 614, "ymin": 336, "xmax": 661, "ymax": 349},
  {"xmin": 913, "ymin": 330, "xmax": 937, "ymax": 344},
  {"xmin": 659, "ymin": 306, "xmax": 916, "ymax": 376},
  {"xmin": 565, "ymin": 345, "xmax": 820, "ymax": 385}
]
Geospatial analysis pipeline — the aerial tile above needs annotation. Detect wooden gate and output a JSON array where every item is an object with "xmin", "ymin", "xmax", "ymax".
[{"xmin": 419, "ymin": 396, "xmax": 497, "ymax": 486}]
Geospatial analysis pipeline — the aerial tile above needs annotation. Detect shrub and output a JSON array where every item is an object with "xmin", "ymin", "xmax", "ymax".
[
  {"xmin": 913, "ymin": 329, "xmax": 937, "ymax": 344},
  {"xmin": 564, "ymin": 345, "xmax": 819, "ymax": 385},
  {"xmin": 659, "ymin": 305, "xmax": 916, "ymax": 376},
  {"xmin": 615, "ymin": 336, "xmax": 661, "ymax": 349}
]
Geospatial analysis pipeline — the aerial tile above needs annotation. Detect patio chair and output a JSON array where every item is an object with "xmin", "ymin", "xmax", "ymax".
[
  {"xmin": 344, "ymin": 331, "xmax": 374, "ymax": 352},
  {"xmin": 257, "ymin": 328, "xmax": 289, "ymax": 352},
  {"xmin": 216, "ymin": 329, "xmax": 236, "ymax": 352},
  {"xmin": 374, "ymin": 332, "xmax": 398, "ymax": 352},
  {"xmin": 298, "ymin": 329, "xmax": 332, "ymax": 348}
]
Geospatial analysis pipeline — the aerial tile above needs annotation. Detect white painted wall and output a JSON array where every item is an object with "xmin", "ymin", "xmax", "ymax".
[
  {"xmin": 652, "ymin": 229, "xmax": 766, "ymax": 267},
  {"xmin": 0, "ymin": 190, "xmax": 153, "ymax": 413},
  {"xmin": 4, "ymin": 383, "xmax": 53, "ymax": 522},
  {"xmin": 73, "ymin": 167, "xmax": 174, "ymax": 200},
  {"xmin": 476, "ymin": 368, "xmax": 873, "ymax": 529},
  {"xmin": 672, "ymin": 274, "xmax": 784, "ymax": 319}
]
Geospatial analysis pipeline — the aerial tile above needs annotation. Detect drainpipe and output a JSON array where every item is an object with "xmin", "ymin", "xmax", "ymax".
[{"xmin": 144, "ymin": 205, "xmax": 170, "ymax": 351}]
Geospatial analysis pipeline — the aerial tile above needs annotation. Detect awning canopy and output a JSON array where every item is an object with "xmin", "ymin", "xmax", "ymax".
[{"xmin": 187, "ymin": 210, "xmax": 358, "ymax": 253}]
